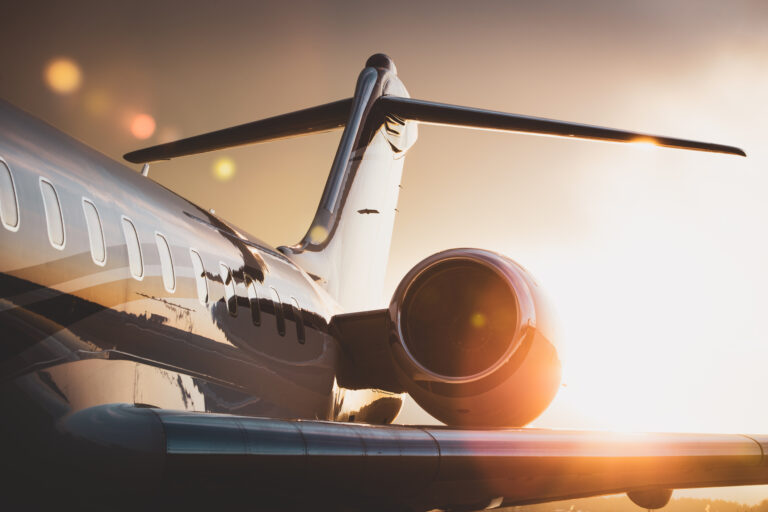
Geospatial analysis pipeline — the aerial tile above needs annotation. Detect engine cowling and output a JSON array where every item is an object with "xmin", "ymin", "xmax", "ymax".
[{"xmin": 388, "ymin": 248, "xmax": 561, "ymax": 427}]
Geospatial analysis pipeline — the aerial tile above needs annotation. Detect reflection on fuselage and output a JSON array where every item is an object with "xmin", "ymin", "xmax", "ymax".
[{"xmin": 0, "ymin": 100, "xmax": 400, "ymax": 431}]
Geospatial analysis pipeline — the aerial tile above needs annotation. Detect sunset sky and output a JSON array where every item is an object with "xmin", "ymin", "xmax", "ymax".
[{"xmin": 2, "ymin": 0, "xmax": 768, "ymax": 504}]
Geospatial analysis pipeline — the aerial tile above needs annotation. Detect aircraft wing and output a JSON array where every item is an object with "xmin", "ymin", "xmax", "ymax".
[{"xmin": 50, "ymin": 403, "xmax": 768, "ymax": 510}]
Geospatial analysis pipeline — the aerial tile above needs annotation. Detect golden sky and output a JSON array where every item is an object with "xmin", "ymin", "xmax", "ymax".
[{"xmin": 2, "ymin": 0, "xmax": 768, "ymax": 504}]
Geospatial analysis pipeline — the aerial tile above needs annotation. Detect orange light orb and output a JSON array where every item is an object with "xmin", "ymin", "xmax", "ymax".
[
  {"xmin": 44, "ymin": 57, "xmax": 82, "ymax": 95},
  {"xmin": 130, "ymin": 114, "xmax": 156, "ymax": 140},
  {"xmin": 213, "ymin": 157, "xmax": 236, "ymax": 181}
]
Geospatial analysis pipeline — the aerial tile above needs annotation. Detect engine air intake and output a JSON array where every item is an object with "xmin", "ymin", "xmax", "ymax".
[
  {"xmin": 389, "ymin": 248, "xmax": 561, "ymax": 426},
  {"xmin": 401, "ymin": 259, "xmax": 518, "ymax": 378}
]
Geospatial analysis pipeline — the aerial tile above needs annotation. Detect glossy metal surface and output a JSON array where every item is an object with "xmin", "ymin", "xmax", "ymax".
[
  {"xmin": 11, "ymin": 403, "xmax": 766, "ymax": 510},
  {"xmin": 0, "ymin": 56, "xmax": 417, "ymax": 508},
  {"xmin": 0, "ymin": 97, "xmax": 346, "ymax": 424},
  {"xmin": 373, "ymin": 96, "xmax": 747, "ymax": 157},
  {"xmin": 123, "ymin": 98, "xmax": 353, "ymax": 163},
  {"xmin": 0, "ymin": 53, "xmax": 764, "ymax": 510},
  {"xmin": 282, "ymin": 54, "xmax": 418, "ymax": 311},
  {"xmin": 389, "ymin": 248, "xmax": 561, "ymax": 427}
]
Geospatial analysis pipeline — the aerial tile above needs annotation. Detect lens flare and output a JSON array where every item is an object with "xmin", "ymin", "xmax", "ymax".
[
  {"xmin": 84, "ymin": 89, "xmax": 111, "ymax": 116},
  {"xmin": 470, "ymin": 312, "xmax": 487, "ymax": 328},
  {"xmin": 308, "ymin": 225, "xmax": 328, "ymax": 244},
  {"xmin": 130, "ymin": 114, "xmax": 156, "ymax": 140},
  {"xmin": 44, "ymin": 57, "xmax": 82, "ymax": 95},
  {"xmin": 213, "ymin": 157, "xmax": 236, "ymax": 181}
]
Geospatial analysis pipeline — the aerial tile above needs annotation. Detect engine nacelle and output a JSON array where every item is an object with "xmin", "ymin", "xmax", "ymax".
[{"xmin": 388, "ymin": 248, "xmax": 561, "ymax": 427}]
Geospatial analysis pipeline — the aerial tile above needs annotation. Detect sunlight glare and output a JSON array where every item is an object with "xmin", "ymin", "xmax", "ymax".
[
  {"xmin": 631, "ymin": 137, "xmax": 658, "ymax": 149},
  {"xmin": 308, "ymin": 225, "xmax": 328, "ymax": 244}
]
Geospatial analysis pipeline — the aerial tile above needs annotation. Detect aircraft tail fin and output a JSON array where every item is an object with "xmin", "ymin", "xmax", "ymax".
[
  {"xmin": 281, "ymin": 55, "xmax": 746, "ymax": 312},
  {"xmin": 279, "ymin": 54, "xmax": 417, "ymax": 312},
  {"xmin": 124, "ymin": 53, "xmax": 745, "ymax": 312}
]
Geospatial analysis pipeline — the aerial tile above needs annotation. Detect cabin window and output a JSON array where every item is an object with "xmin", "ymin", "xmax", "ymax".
[
  {"xmin": 220, "ymin": 263, "xmax": 236, "ymax": 316},
  {"xmin": 246, "ymin": 276, "xmax": 261, "ymax": 326},
  {"xmin": 39, "ymin": 178, "xmax": 65, "ymax": 250},
  {"xmin": 190, "ymin": 249, "xmax": 208, "ymax": 304},
  {"xmin": 82, "ymin": 199, "xmax": 106, "ymax": 265},
  {"xmin": 0, "ymin": 158, "xmax": 19, "ymax": 231},
  {"xmin": 270, "ymin": 287, "xmax": 285, "ymax": 336},
  {"xmin": 155, "ymin": 233, "xmax": 175, "ymax": 293},
  {"xmin": 121, "ymin": 216, "xmax": 143, "ymax": 280},
  {"xmin": 290, "ymin": 297, "xmax": 305, "ymax": 344}
]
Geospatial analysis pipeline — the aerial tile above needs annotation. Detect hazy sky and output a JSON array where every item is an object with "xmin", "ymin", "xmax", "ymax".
[{"xmin": 3, "ymin": 0, "xmax": 768, "ymax": 504}]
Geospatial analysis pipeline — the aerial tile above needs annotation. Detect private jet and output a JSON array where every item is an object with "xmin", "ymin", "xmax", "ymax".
[{"xmin": 0, "ymin": 53, "xmax": 762, "ymax": 510}]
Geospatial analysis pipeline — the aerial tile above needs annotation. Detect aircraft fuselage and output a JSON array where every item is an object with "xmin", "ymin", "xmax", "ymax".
[{"xmin": 0, "ymin": 100, "xmax": 397, "ymax": 433}]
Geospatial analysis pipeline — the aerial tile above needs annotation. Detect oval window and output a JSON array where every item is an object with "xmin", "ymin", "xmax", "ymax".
[
  {"xmin": 220, "ymin": 263, "xmax": 236, "ymax": 316},
  {"xmin": 246, "ymin": 276, "xmax": 261, "ymax": 326},
  {"xmin": 82, "ymin": 199, "xmax": 106, "ymax": 265},
  {"xmin": 291, "ymin": 297, "xmax": 305, "ymax": 344},
  {"xmin": 155, "ymin": 233, "xmax": 175, "ymax": 293},
  {"xmin": 0, "ymin": 158, "xmax": 19, "ymax": 230},
  {"xmin": 270, "ymin": 286, "xmax": 285, "ymax": 336},
  {"xmin": 190, "ymin": 249, "xmax": 208, "ymax": 304},
  {"xmin": 39, "ymin": 178, "xmax": 65, "ymax": 249},
  {"xmin": 121, "ymin": 217, "xmax": 143, "ymax": 280}
]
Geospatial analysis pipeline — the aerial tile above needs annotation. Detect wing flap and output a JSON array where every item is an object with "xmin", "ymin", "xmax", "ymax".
[{"xmin": 56, "ymin": 404, "xmax": 768, "ymax": 509}]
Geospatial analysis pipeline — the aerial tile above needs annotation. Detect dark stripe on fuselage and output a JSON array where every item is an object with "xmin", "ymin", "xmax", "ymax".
[
  {"xmin": 0, "ymin": 269, "xmax": 332, "ymax": 398},
  {"xmin": 0, "ymin": 99, "xmax": 345, "ymax": 422}
]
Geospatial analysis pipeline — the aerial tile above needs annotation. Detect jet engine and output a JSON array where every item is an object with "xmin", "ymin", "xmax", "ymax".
[{"xmin": 388, "ymin": 248, "xmax": 561, "ymax": 427}]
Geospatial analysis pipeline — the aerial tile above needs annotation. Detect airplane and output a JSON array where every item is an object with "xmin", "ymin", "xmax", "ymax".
[{"xmin": 0, "ymin": 53, "xmax": 763, "ymax": 510}]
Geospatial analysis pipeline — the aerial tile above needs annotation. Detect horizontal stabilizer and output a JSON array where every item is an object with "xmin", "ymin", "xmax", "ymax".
[
  {"xmin": 124, "ymin": 98, "xmax": 353, "ymax": 163},
  {"xmin": 124, "ymin": 94, "xmax": 745, "ymax": 164},
  {"xmin": 373, "ymin": 96, "xmax": 747, "ymax": 157}
]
